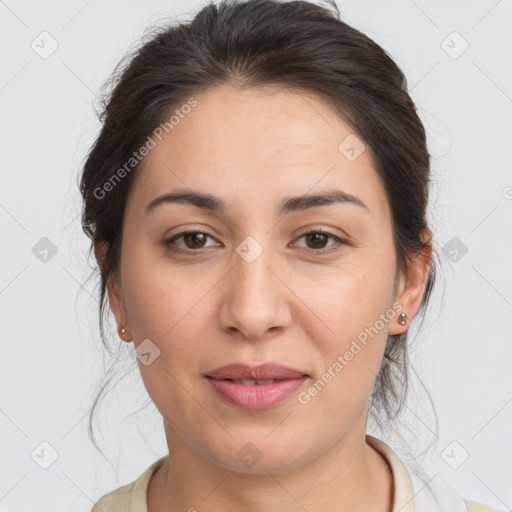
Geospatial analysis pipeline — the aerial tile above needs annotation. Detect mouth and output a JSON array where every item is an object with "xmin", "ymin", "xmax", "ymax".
[
  {"xmin": 209, "ymin": 378, "xmax": 294, "ymax": 385},
  {"xmin": 205, "ymin": 362, "xmax": 310, "ymax": 381},
  {"xmin": 204, "ymin": 373, "xmax": 309, "ymax": 410}
]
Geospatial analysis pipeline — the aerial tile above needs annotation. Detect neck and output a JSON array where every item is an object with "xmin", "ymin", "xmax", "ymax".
[{"xmin": 148, "ymin": 425, "xmax": 394, "ymax": 512}]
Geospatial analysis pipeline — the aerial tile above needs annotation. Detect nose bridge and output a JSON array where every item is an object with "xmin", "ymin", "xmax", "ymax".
[
  {"xmin": 219, "ymin": 233, "xmax": 291, "ymax": 339},
  {"xmin": 233, "ymin": 233, "xmax": 278, "ymax": 307},
  {"xmin": 235, "ymin": 234, "xmax": 274, "ymax": 289}
]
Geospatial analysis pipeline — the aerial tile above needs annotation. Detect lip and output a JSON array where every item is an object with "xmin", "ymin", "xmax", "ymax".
[
  {"xmin": 205, "ymin": 362, "xmax": 309, "ymax": 380},
  {"xmin": 204, "ymin": 363, "xmax": 310, "ymax": 410},
  {"xmin": 206, "ymin": 376, "xmax": 308, "ymax": 410}
]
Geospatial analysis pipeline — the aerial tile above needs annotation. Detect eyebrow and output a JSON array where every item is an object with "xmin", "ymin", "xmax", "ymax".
[{"xmin": 144, "ymin": 188, "xmax": 369, "ymax": 216}]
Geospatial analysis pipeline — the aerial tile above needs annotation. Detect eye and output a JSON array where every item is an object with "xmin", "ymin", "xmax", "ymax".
[
  {"xmin": 164, "ymin": 231, "xmax": 219, "ymax": 254},
  {"xmin": 163, "ymin": 229, "xmax": 346, "ymax": 255},
  {"xmin": 293, "ymin": 229, "xmax": 346, "ymax": 253}
]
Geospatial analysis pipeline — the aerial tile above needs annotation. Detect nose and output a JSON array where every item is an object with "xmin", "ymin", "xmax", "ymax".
[{"xmin": 217, "ymin": 237, "xmax": 292, "ymax": 341}]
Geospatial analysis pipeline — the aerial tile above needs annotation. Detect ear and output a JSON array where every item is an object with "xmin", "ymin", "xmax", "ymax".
[
  {"xmin": 93, "ymin": 241, "xmax": 132, "ymax": 342},
  {"xmin": 388, "ymin": 227, "xmax": 433, "ymax": 336}
]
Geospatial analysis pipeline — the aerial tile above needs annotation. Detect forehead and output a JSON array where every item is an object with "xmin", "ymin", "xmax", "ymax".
[{"xmin": 126, "ymin": 84, "xmax": 390, "ymax": 222}]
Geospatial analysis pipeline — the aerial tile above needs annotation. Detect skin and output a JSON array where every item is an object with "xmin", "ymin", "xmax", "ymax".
[{"xmin": 95, "ymin": 84, "xmax": 432, "ymax": 512}]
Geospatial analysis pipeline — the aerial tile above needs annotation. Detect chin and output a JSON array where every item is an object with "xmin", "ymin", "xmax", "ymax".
[{"xmin": 204, "ymin": 440, "xmax": 310, "ymax": 475}]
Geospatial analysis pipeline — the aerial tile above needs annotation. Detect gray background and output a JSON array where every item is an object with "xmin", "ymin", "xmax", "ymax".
[{"xmin": 1, "ymin": 0, "xmax": 511, "ymax": 510}]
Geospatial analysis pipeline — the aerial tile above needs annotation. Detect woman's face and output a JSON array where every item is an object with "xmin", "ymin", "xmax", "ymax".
[{"xmin": 101, "ymin": 84, "xmax": 430, "ymax": 473}]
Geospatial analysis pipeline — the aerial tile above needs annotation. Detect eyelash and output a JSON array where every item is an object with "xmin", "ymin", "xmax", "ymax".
[{"xmin": 163, "ymin": 229, "xmax": 346, "ymax": 255}]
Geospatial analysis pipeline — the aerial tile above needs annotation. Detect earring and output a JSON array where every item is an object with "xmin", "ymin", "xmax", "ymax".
[
  {"xmin": 398, "ymin": 312, "xmax": 408, "ymax": 326},
  {"xmin": 121, "ymin": 327, "xmax": 127, "ymax": 334}
]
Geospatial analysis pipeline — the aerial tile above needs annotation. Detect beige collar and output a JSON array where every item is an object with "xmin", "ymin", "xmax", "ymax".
[
  {"xmin": 366, "ymin": 434, "xmax": 416, "ymax": 512},
  {"xmin": 128, "ymin": 434, "xmax": 416, "ymax": 512}
]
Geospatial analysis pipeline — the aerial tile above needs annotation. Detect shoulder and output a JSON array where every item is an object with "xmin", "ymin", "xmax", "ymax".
[
  {"xmin": 91, "ymin": 480, "xmax": 135, "ymax": 512},
  {"xmin": 465, "ymin": 500, "xmax": 507, "ymax": 512},
  {"xmin": 90, "ymin": 455, "xmax": 168, "ymax": 512}
]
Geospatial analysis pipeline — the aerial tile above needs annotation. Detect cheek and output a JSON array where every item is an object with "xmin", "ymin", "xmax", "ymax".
[
  {"xmin": 302, "ymin": 258, "xmax": 396, "ymax": 402},
  {"xmin": 123, "ymin": 267, "xmax": 206, "ymax": 353},
  {"xmin": 120, "ymin": 250, "xmax": 223, "ymax": 393},
  {"xmin": 308, "ymin": 255, "xmax": 396, "ymax": 342},
  {"xmin": 120, "ymin": 263, "xmax": 208, "ymax": 417},
  {"xmin": 120, "ymin": 237, "xmax": 200, "ymax": 336}
]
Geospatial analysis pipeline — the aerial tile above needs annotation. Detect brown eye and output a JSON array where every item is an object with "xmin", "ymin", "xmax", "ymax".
[
  {"xmin": 294, "ymin": 230, "xmax": 345, "ymax": 253},
  {"xmin": 304, "ymin": 232, "xmax": 329, "ymax": 249},
  {"xmin": 181, "ymin": 232, "xmax": 208, "ymax": 249},
  {"xmin": 164, "ymin": 231, "xmax": 217, "ymax": 253}
]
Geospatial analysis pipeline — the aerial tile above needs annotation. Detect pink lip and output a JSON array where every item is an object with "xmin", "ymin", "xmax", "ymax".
[
  {"xmin": 206, "ymin": 376, "xmax": 308, "ymax": 410},
  {"xmin": 205, "ymin": 362, "xmax": 309, "ymax": 380},
  {"xmin": 205, "ymin": 363, "xmax": 309, "ymax": 410}
]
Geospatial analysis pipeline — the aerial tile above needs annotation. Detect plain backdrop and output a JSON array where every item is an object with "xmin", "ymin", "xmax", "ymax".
[{"xmin": 1, "ymin": 0, "xmax": 511, "ymax": 511}]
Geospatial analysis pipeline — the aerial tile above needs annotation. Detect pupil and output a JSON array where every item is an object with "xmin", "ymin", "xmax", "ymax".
[
  {"xmin": 186, "ymin": 232, "xmax": 205, "ymax": 248},
  {"xmin": 308, "ymin": 233, "xmax": 326, "ymax": 248}
]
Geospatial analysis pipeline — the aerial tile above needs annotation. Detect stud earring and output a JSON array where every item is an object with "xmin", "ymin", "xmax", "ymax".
[
  {"xmin": 121, "ymin": 327, "xmax": 127, "ymax": 334},
  {"xmin": 398, "ymin": 312, "xmax": 408, "ymax": 325}
]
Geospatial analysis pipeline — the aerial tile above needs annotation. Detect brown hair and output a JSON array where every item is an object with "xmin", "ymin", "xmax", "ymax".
[{"xmin": 80, "ymin": 0, "xmax": 440, "ymax": 470}]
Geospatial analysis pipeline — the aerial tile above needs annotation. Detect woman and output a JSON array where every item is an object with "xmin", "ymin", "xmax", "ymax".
[{"xmin": 82, "ymin": 1, "xmax": 502, "ymax": 510}]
